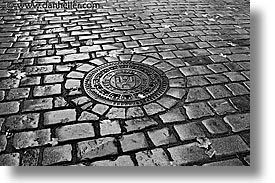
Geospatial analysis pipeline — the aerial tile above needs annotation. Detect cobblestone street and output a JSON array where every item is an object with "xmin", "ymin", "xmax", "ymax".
[{"xmin": 0, "ymin": 0, "xmax": 250, "ymax": 166}]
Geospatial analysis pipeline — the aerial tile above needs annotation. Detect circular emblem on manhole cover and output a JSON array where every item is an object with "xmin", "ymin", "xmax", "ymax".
[{"xmin": 83, "ymin": 61, "xmax": 169, "ymax": 106}]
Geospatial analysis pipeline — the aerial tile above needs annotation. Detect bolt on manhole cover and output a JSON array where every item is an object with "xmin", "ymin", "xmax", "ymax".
[{"xmin": 83, "ymin": 61, "xmax": 169, "ymax": 107}]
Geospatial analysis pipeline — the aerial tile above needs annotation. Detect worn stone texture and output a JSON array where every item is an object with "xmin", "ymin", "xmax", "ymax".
[
  {"xmin": 77, "ymin": 137, "xmax": 118, "ymax": 160},
  {"xmin": 0, "ymin": 0, "xmax": 250, "ymax": 166}
]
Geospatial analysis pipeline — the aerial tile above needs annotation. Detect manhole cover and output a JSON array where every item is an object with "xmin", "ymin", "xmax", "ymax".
[{"xmin": 83, "ymin": 61, "xmax": 169, "ymax": 106}]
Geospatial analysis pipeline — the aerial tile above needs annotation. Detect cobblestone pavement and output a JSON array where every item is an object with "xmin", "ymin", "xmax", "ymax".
[{"xmin": 0, "ymin": 0, "xmax": 250, "ymax": 166}]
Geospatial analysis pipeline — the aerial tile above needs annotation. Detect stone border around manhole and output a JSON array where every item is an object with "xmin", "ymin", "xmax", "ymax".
[{"xmin": 64, "ymin": 56, "xmax": 187, "ymax": 119}]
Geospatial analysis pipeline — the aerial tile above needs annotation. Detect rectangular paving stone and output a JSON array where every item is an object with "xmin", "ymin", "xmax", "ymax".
[
  {"xmin": 80, "ymin": 45, "xmax": 101, "ymax": 52},
  {"xmin": 44, "ymin": 74, "xmax": 64, "ymax": 83},
  {"xmin": 207, "ymin": 64, "xmax": 229, "ymax": 73},
  {"xmin": 208, "ymin": 99, "xmax": 236, "ymax": 115},
  {"xmin": 228, "ymin": 54, "xmax": 250, "ymax": 62},
  {"xmin": 92, "ymin": 104, "xmax": 109, "ymax": 115},
  {"xmin": 0, "ymin": 153, "xmax": 20, "ymax": 166},
  {"xmin": 20, "ymin": 76, "xmax": 41, "ymax": 86},
  {"xmin": 0, "ymin": 101, "xmax": 20, "ymax": 115},
  {"xmin": 106, "ymin": 107, "xmax": 126, "ymax": 119},
  {"xmin": 100, "ymin": 120, "xmax": 121, "ymax": 136},
  {"xmin": 126, "ymin": 106, "xmax": 144, "ymax": 118},
  {"xmin": 159, "ymin": 108, "xmax": 186, "ymax": 123},
  {"xmin": 184, "ymin": 102, "xmax": 214, "ymax": 119},
  {"xmin": 211, "ymin": 135, "xmax": 249, "ymax": 157},
  {"xmin": 168, "ymin": 143, "xmax": 210, "ymax": 165},
  {"xmin": 77, "ymin": 137, "xmax": 118, "ymax": 160},
  {"xmin": 206, "ymin": 85, "xmax": 232, "ymax": 99},
  {"xmin": 205, "ymin": 74, "xmax": 229, "ymax": 84},
  {"xmin": 22, "ymin": 98, "xmax": 53, "ymax": 112},
  {"xmin": 7, "ymin": 88, "xmax": 30, "ymax": 100},
  {"xmin": 166, "ymin": 88, "xmax": 186, "ymax": 99},
  {"xmin": 180, "ymin": 66, "xmax": 212, "ymax": 76},
  {"xmin": 224, "ymin": 72, "xmax": 247, "ymax": 81},
  {"xmin": 120, "ymin": 133, "xmax": 148, "ymax": 152},
  {"xmin": 136, "ymin": 148, "xmax": 171, "ymax": 166},
  {"xmin": 44, "ymin": 109, "xmax": 76, "ymax": 125},
  {"xmin": 56, "ymin": 48, "xmax": 77, "ymax": 55},
  {"xmin": 42, "ymin": 145, "xmax": 72, "ymax": 165},
  {"xmin": 37, "ymin": 56, "xmax": 61, "ymax": 64},
  {"xmin": 56, "ymin": 123, "xmax": 95, "ymax": 142},
  {"xmin": 21, "ymin": 149, "xmax": 40, "ymax": 166},
  {"xmin": 13, "ymin": 129, "xmax": 51, "ymax": 149},
  {"xmin": 0, "ymin": 78, "xmax": 20, "ymax": 89},
  {"xmin": 203, "ymin": 158, "xmax": 244, "ymax": 166},
  {"xmin": 187, "ymin": 76, "xmax": 209, "ymax": 87},
  {"xmin": 0, "ymin": 54, "xmax": 20, "ymax": 61},
  {"xmin": 186, "ymin": 87, "xmax": 211, "ymax": 102},
  {"xmin": 90, "ymin": 156, "xmax": 134, "ymax": 166},
  {"xmin": 163, "ymin": 38, "xmax": 184, "ymax": 44},
  {"xmin": 230, "ymin": 96, "xmax": 250, "ymax": 111},
  {"xmin": 173, "ymin": 50, "xmax": 193, "ymax": 58},
  {"xmin": 202, "ymin": 118, "xmax": 230, "ymax": 134},
  {"xmin": 0, "ymin": 118, "xmax": 4, "ymax": 131},
  {"xmin": 143, "ymin": 102, "xmax": 166, "ymax": 116},
  {"xmin": 5, "ymin": 113, "xmax": 40, "ymax": 131},
  {"xmin": 0, "ymin": 135, "xmax": 7, "ymax": 152},
  {"xmin": 25, "ymin": 65, "xmax": 53, "ymax": 75},
  {"xmin": 139, "ymin": 38, "xmax": 163, "ymax": 46},
  {"xmin": 33, "ymin": 84, "xmax": 61, "ymax": 96},
  {"xmin": 63, "ymin": 53, "xmax": 90, "ymax": 62},
  {"xmin": 226, "ymin": 83, "xmax": 250, "ymax": 96},
  {"xmin": 124, "ymin": 117, "xmax": 158, "ymax": 132},
  {"xmin": 174, "ymin": 122, "xmax": 206, "ymax": 141},
  {"xmin": 148, "ymin": 127, "xmax": 177, "ymax": 146},
  {"xmin": 22, "ymin": 51, "xmax": 47, "ymax": 58},
  {"xmin": 223, "ymin": 113, "xmax": 250, "ymax": 132}
]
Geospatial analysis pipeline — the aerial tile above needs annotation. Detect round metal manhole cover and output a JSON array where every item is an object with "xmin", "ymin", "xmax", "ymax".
[{"xmin": 83, "ymin": 61, "xmax": 169, "ymax": 106}]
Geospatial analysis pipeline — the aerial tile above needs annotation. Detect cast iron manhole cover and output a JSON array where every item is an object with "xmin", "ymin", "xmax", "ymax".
[{"xmin": 83, "ymin": 61, "xmax": 169, "ymax": 106}]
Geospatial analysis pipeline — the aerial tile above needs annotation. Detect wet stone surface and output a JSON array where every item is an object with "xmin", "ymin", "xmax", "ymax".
[{"xmin": 0, "ymin": 0, "xmax": 250, "ymax": 166}]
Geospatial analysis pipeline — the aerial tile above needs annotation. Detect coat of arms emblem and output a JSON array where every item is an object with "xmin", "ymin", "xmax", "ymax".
[{"xmin": 111, "ymin": 73, "xmax": 140, "ymax": 90}]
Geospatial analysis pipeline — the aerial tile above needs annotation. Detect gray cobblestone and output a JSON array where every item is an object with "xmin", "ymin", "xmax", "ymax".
[
  {"xmin": 77, "ymin": 137, "xmax": 118, "ymax": 160},
  {"xmin": 5, "ymin": 113, "xmax": 39, "ymax": 130},
  {"xmin": 174, "ymin": 122, "xmax": 205, "ymax": 141},
  {"xmin": 186, "ymin": 87, "xmax": 211, "ymax": 102},
  {"xmin": 0, "ymin": 135, "xmax": 7, "ymax": 152},
  {"xmin": 184, "ymin": 102, "xmax": 214, "ymax": 119},
  {"xmin": 208, "ymin": 99, "xmax": 236, "ymax": 115},
  {"xmin": 44, "ymin": 109, "xmax": 76, "ymax": 125},
  {"xmin": 211, "ymin": 135, "xmax": 249, "ymax": 156},
  {"xmin": 42, "ymin": 145, "xmax": 72, "ymax": 165},
  {"xmin": 56, "ymin": 123, "xmax": 95, "ymax": 142},
  {"xmin": 0, "ymin": 0, "xmax": 250, "ymax": 166},
  {"xmin": 124, "ymin": 117, "xmax": 158, "ymax": 132},
  {"xmin": 223, "ymin": 113, "xmax": 250, "ymax": 132},
  {"xmin": 120, "ymin": 133, "xmax": 148, "ymax": 152},
  {"xmin": 206, "ymin": 85, "xmax": 232, "ymax": 99},
  {"xmin": 136, "ymin": 148, "xmax": 171, "ymax": 166},
  {"xmin": 0, "ymin": 153, "xmax": 20, "ymax": 166},
  {"xmin": 168, "ymin": 143, "xmax": 209, "ymax": 165},
  {"xmin": 202, "ymin": 118, "xmax": 229, "ymax": 134},
  {"xmin": 148, "ymin": 128, "xmax": 177, "ymax": 146},
  {"xmin": 13, "ymin": 129, "xmax": 51, "ymax": 149},
  {"xmin": 100, "ymin": 120, "xmax": 121, "ymax": 136},
  {"xmin": 22, "ymin": 98, "xmax": 53, "ymax": 112},
  {"xmin": 90, "ymin": 156, "xmax": 134, "ymax": 166},
  {"xmin": 21, "ymin": 149, "xmax": 40, "ymax": 166},
  {"xmin": 203, "ymin": 158, "xmax": 244, "ymax": 166},
  {"xmin": 33, "ymin": 84, "xmax": 61, "ymax": 96},
  {"xmin": 0, "ymin": 101, "xmax": 20, "ymax": 115}
]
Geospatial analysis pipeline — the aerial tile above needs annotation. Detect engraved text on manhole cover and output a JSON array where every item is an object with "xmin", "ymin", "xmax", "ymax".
[{"xmin": 83, "ymin": 61, "xmax": 169, "ymax": 106}]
